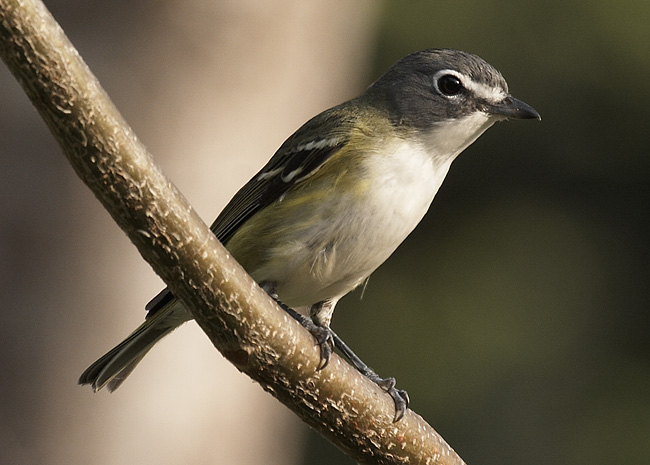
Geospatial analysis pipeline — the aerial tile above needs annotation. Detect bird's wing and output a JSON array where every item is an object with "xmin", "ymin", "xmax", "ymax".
[
  {"xmin": 145, "ymin": 106, "xmax": 355, "ymax": 315},
  {"xmin": 210, "ymin": 107, "xmax": 354, "ymax": 244}
]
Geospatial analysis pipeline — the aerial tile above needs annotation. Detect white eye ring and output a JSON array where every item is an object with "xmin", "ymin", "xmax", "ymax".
[
  {"xmin": 433, "ymin": 70, "xmax": 465, "ymax": 98},
  {"xmin": 434, "ymin": 69, "xmax": 509, "ymax": 104}
]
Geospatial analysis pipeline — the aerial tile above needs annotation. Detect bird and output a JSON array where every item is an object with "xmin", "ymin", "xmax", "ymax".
[{"xmin": 79, "ymin": 48, "xmax": 540, "ymax": 421}]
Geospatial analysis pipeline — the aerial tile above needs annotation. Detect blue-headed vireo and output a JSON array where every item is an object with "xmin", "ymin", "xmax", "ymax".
[{"xmin": 80, "ymin": 49, "xmax": 540, "ymax": 421}]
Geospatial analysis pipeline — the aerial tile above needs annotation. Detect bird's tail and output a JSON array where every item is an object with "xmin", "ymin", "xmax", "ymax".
[{"xmin": 79, "ymin": 298, "xmax": 190, "ymax": 392}]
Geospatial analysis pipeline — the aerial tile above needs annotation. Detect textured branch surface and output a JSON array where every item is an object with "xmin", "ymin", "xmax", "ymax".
[{"xmin": 0, "ymin": 1, "xmax": 467, "ymax": 463}]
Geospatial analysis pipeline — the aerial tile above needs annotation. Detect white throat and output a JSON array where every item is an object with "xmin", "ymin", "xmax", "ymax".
[{"xmin": 420, "ymin": 111, "xmax": 498, "ymax": 164}]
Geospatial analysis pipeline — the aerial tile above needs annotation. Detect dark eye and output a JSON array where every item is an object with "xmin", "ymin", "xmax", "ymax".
[{"xmin": 437, "ymin": 74, "xmax": 463, "ymax": 96}]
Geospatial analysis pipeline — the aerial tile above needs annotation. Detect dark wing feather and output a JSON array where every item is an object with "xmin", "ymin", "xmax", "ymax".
[{"xmin": 210, "ymin": 108, "xmax": 354, "ymax": 244}]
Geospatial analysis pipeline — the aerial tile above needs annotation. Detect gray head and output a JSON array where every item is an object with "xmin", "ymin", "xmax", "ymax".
[{"xmin": 367, "ymin": 49, "xmax": 540, "ymax": 130}]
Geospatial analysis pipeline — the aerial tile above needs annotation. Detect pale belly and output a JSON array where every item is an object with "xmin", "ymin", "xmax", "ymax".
[{"xmin": 234, "ymin": 141, "xmax": 453, "ymax": 308}]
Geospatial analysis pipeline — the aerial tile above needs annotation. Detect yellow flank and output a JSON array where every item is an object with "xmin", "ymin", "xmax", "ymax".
[
  {"xmin": 225, "ymin": 123, "xmax": 383, "ymax": 289},
  {"xmin": 223, "ymin": 104, "xmax": 433, "ymax": 307}
]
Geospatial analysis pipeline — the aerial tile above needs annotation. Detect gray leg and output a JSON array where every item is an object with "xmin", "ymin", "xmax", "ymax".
[
  {"xmin": 263, "ymin": 284, "xmax": 408, "ymax": 421},
  {"xmin": 262, "ymin": 285, "xmax": 334, "ymax": 370},
  {"xmin": 329, "ymin": 330, "xmax": 409, "ymax": 421}
]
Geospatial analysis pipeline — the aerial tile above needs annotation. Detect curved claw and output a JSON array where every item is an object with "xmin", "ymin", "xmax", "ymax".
[
  {"xmin": 269, "ymin": 295, "xmax": 409, "ymax": 420},
  {"xmin": 271, "ymin": 298, "xmax": 334, "ymax": 369},
  {"xmin": 391, "ymin": 388, "xmax": 410, "ymax": 422},
  {"xmin": 308, "ymin": 325, "xmax": 334, "ymax": 370},
  {"xmin": 375, "ymin": 377, "xmax": 410, "ymax": 421}
]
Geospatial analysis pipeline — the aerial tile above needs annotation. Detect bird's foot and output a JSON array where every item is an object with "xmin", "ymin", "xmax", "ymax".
[
  {"xmin": 367, "ymin": 374, "xmax": 410, "ymax": 422},
  {"xmin": 330, "ymin": 330, "xmax": 409, "ymax": 421},
  {"xmin": 272, "ymin": 298, "xmax": 334, "ymax": 370},
  {"xmin": 271, "ymin": 295, "xmax": 409, "ymax": 421},
  {"xmin": 305, "ymin": 324, "xmax": 334, "ymax": 370}
]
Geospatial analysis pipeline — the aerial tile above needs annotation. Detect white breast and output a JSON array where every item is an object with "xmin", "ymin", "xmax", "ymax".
[
  {"xmin": 259, "ymin": 114, "xmax": 499, "ymax": 307},
  {"xmin": 267, "ymin": 139, "xmax": 451, "ymax": 306},
  {"xmin": 366, "ymin": 138, "xmax": 451, "ymax": 236}
]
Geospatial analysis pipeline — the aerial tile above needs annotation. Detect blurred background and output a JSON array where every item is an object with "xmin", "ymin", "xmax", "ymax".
[{"xmin": 1, "ymin": 1, "xmax": 648, "ymax": 464}]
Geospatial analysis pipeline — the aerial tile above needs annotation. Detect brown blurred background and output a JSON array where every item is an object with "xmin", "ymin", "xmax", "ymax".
[{"xmin": 1, "ymin": 1, "xmax": 648, "ymax": 464}]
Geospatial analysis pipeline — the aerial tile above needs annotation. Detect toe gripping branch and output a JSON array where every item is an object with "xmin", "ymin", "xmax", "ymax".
[
  {"xmin": 330, "ymin": 330, "xmax": 409, "ymax": 422},
  {"xmin": 274, "ymin": 298, "xmax": 409, "ymax": 422}
]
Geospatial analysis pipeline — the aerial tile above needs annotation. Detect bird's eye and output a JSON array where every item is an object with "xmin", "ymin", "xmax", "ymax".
[{"xmin": 437, "ymin": 74, "xmax": 463, "ymax": 96}]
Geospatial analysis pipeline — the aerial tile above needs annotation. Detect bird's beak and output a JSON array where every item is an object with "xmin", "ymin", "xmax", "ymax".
[{"xmin": 490, "ymin": 95, "xmax": 541, "ymax": 120}]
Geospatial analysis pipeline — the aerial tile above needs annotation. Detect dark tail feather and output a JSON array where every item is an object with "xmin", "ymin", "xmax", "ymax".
[{"xmin": 79, "ymin": 301, "xmax": 188, "ymax": 392}]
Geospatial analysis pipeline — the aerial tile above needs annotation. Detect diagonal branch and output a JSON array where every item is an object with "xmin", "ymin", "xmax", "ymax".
[{"xmin": 0, "ymin": 1, "xmax": 467, "ymax": 464}]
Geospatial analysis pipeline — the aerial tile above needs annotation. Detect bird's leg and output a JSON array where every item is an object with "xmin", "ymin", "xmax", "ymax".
[
  {"xmin": 282, "ymin": 303, "xmax": 335, "ymax": 370},
  {"xmin": 310, "ymin": 300, "xmax": 409, "ymax": 422},
  {"xmin": 262, "ymin": 284, "xmax": 334, "ymax": 370},
  {"xmin": 329, "ymin": 329, "xmax": 409, "ymax": 421},
  {"xmin": 262, "ymin": 284, "xmax": 408, "ymax": 421}
]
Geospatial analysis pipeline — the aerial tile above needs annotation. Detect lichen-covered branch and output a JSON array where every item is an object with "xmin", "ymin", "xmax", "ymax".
[{"xmin": 0, "ymin": 1, "xmax": 467, "ymax": 463}]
